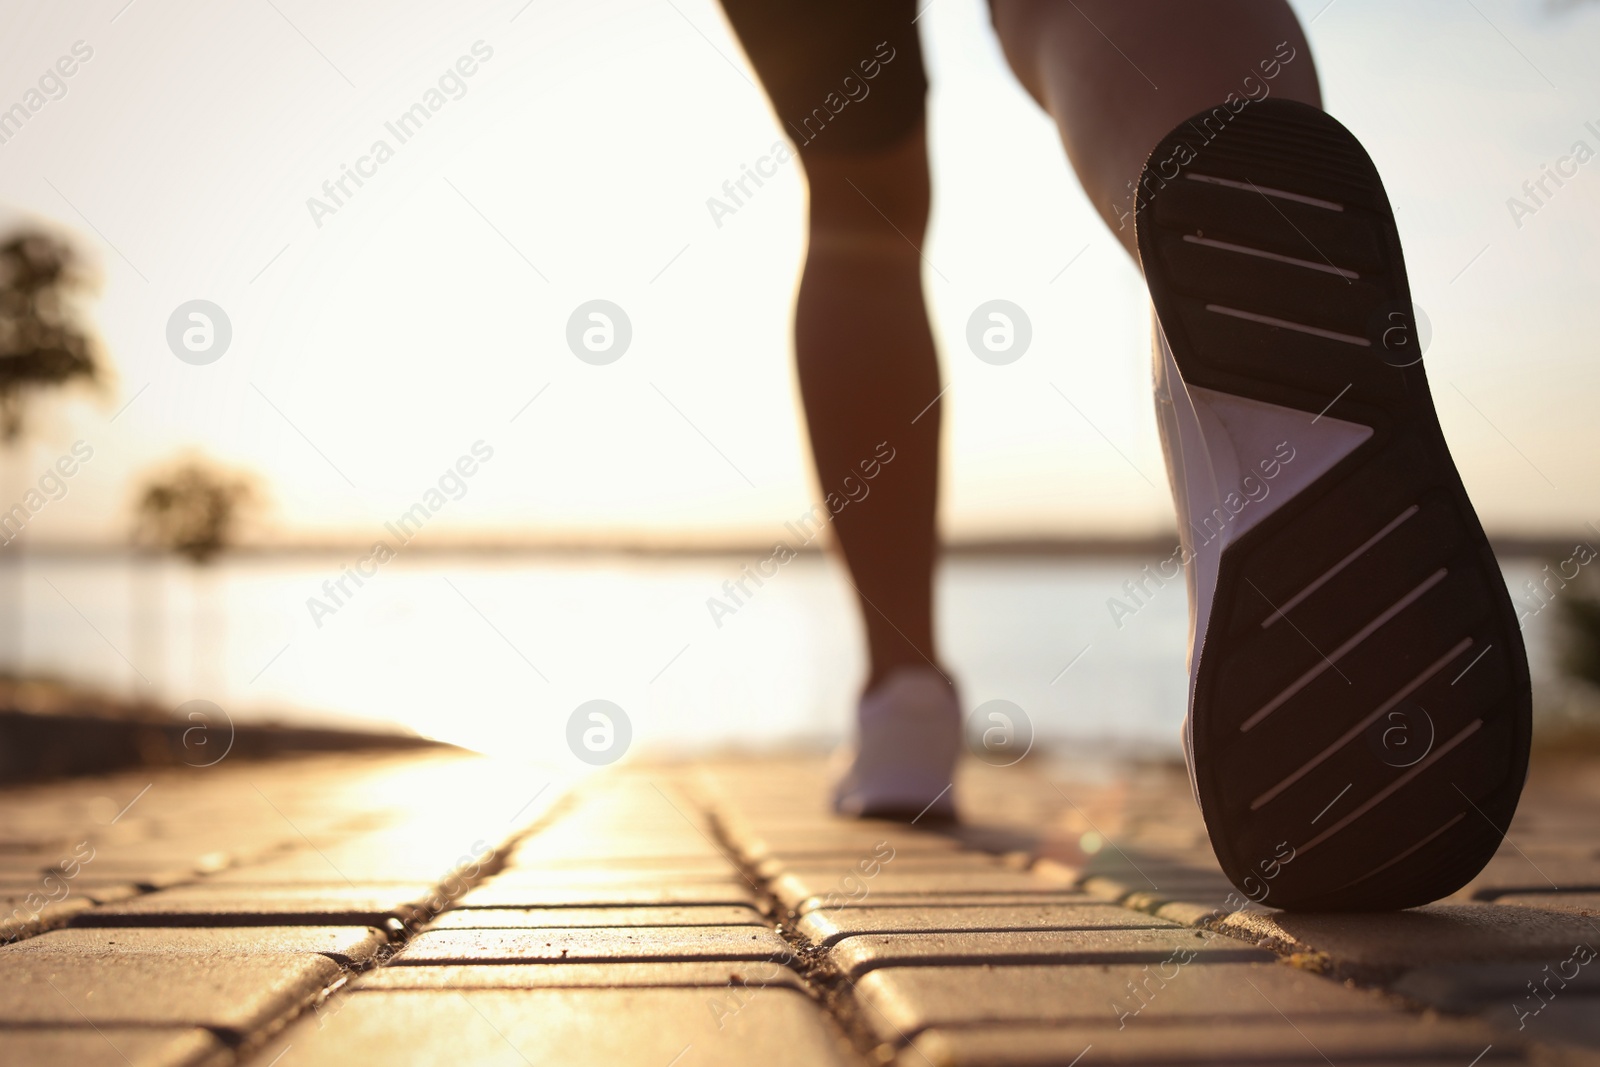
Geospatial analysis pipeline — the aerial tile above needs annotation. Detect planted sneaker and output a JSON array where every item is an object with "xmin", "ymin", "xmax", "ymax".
[
  {"xmin": 1137, "ymin": 99, "xmax": 1531, "ymax": 911},
  {"xmin": 832, "ymin": 666, "xmax": 961, "ymax": 822}
]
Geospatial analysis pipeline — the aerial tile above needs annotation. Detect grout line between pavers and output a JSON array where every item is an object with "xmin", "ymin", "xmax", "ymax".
[
  {"xmin": 120, "ymin": 764, "xmax": 580, "ymax": 1065},
  {"xmin": 694, "ymin": 786, "xmax": 905, "ymax": 1066},
  {"xmin": 1047, "ymin": 864, "xmax": 1577, "ymax": 1064}
]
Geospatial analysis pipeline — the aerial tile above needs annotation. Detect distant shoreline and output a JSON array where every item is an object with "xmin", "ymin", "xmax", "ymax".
[{"xmin": 4, "ymin": 534, "xmax": 1583, "ymax": 560}]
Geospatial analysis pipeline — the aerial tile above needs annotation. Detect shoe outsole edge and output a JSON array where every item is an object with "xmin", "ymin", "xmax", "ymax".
[{"xmin": 1136, "ymin": 99, "xmax": 1532, "ymax": 912}]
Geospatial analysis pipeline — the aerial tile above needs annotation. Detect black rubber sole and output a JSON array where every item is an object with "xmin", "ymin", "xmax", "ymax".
[{"xmin": 1136, "ymin": 99, "xmax": 1531, "ymax": 912}]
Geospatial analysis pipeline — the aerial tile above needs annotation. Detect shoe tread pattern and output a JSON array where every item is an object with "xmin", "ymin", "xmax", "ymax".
[{"xmin": 1137, "ymin": 100, "xmax": 1531, "ymax": 911}]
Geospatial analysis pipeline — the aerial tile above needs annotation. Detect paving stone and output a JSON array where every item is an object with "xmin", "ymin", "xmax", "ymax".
[
  {"xmin": 75, "ymin": 883, "xmax": 441, "ymax": 926},
  {"xmin": 511, "ymin": 845, "xmax": 732, "ymax": 866},
  {"xmin": 0, "ymin": 879, "xmax": 144, "ymax": 905},
  {"xmin": 485, "ymin": 868, "xmax": 745, "ymax": 888},
  {"xmin": 359, "ymin": 961, "xmax": 805, "ymax": 990},
  {"xmin": 1490, "ymin": 892, "xmax": 1600, "ymax": 916},
  {"xmin": 1480, "ymin": 996, "xmax": 1600, "ymax": 1050},
  {"xmin": 730, "ymin": 832, "xmax": 964, "ymax": 864},
  {"xmin": 854, "ymin": 961, "xmax": 1404, "ymax": 1039},
  {"xmin": 260, "ymin": 987, "xmax": 852, "ymax": 1066},
  {"xmin": 901, "ymin": 1017, "xmax": 1520, "ymax": 1066},
  {"xmin": 829, "ymin": 927, "xmax": 1270, "ymax": 979},
  {"xmin": 1078, "ymin": 854, "xmax": 1225, "ymax": 883},
  {"xmin": 0, "ymin": 952, "xmax": 341, "ymax": 1030},
  {"xmin": 773, "ymin": 869, "xmax": 1072, "ymax": 913},
  {"xmin": 1220, "ymin": 903, "xmax": 1600, "ymax": 969},
  {"xmin": 756, "ymin": 852, "xmax": 1007, "ymax": 880},
  {"xmin": 0, "ymin": 890, "xmax": 96, "ymax": 941},
  {"xmin": 429, "ymin": 905, "xmax": 766, "ymax": 929},
  {"xmin": 0, "ymin": 1027, "xmax": 229, "ymax": 1067},
  {"xmin": 724, "ymin": 824, "xmax": 961, "ymax": 845},
  {"xmin": 1462, "ymin": 850, "xmax": 1600, "ymax": 898},
  {"xmin": 206, "ymin": 853, "xmax": 450, "ymax": 884},
  {"xmin": 32, "ymin": 863, "xmax": 205, "ymax": 890},
  {"xmin": 1391, "ymin": 960, "xmax": 1600, "ymax": 1012},
  {"xmin": 771, "ymin": 859, "xmax": 1021, "ymax": 881},
  {"xmin": 505, "ymin": 854, "xmax": 736, "ymax": 873},
  {"xmin": 455, "ymin": 882, "xmax": 758, "ymax": 909},
  {"xmin": 3, "ymin": 925, "xmax": 388, "ymax": 967},
  {"xmin": 1154, "ymin": 900, "xmax": 1240, "ymax": 927},
  {"xmin": 66, "ymin": 844, "xmax": 235, "ymax": 873},
  {"xmin": 0, "ymin": 852, "xmax": 92, "ymax": 878},
  {"xmin": 799, "ymin": 892, "xmax": 1095, "ymax": 914},
  {"xmin": 395, "ymin": 925, "xmax": 791, "ymax": 965},
  {"xmin": 798, "ymin": 902, "xmax": 1163, "ymax": 947}
]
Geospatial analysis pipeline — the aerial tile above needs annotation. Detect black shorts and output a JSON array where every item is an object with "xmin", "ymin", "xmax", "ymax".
[{"xmin": 716, "ymin": 0, "xmax": 927, "ymax": 155}]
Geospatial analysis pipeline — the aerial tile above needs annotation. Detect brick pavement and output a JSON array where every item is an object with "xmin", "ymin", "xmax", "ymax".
[{"xmin": 0, "ymin": 748, "xmax": 1597, "ymax": 1065}]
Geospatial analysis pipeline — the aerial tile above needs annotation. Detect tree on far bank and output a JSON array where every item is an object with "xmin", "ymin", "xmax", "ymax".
[
  {"xmin": 132, "ymin": 455, "xmax": 258, "ymax": 697},
  {"xmin": 134, "ymin": 457, "xmax": 256, "ymax": 564},
  {"xmin": 0, "ymin": 230, "xmax": 103, "ymax": 442},
  {"xmin": 0, "ymin": 227, "xmax": 106, "ymax": 677}
]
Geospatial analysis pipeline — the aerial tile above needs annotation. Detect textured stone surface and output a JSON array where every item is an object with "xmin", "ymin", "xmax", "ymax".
[
  {"xmin": 1492, "ymin": 892, "xmax": 1600, "ymax": 916},
  {"xmin": 428, "ymin": 905, "xmax": 766, "ymax": 929},
  {"xmin": 854, "ymin": 962, "xmax": 1404, "ymax": 1038},
  {"xmin": 757, "ymin": 855, "xmax": 1010, "ymax": 882},
  {"xmin": 4, "ymin": 925, "xmax": 388, "ymax": 967},
  {"xmin": 77, "ymin": 884, "xmax": 440, "ymax": 926},
  {"xmin": 0, "ymin": 891, "xmax": 95, "ymax": 940},
  {"xmin": 485, "ymin": 867, "xmax": 746, "ymax": 887},
  {"xmin": 829, "ymin": 927, "xmax": 1270, "ymax": 979},
  {"xmin": 205, "ymin": 853, "xmax": 450, "ymax": 884},
  {"xmin": 720, "ymin": 825, "xmax": 963, "ymax": 861},
  {"xmin": 454, "ymin": 883, "xmax": 758, "ymax": 909},
  {"xmin": 395, "ymin": 925, "xmax": 791, "ymax": 965},
  {"xmin": 0, "ymin": 879, "xmax": 144, "ymax": 906},
  {"xmin": 775, "ymin": 869, "xmax": 1077, "ymax": 913},
  {"xmin": 1391, "ymin": 960, "xmax": 1600, "ymax": 1012},
  {"xmin": 902, "ymin": 1017, "xmax": 1518, "ymax": 1066},
  {"xmin": 257, "ymin": 988, "xmax": 852, "ymax": 1066},
  {"xmin": 0, "ymin": 1028, "xmax": 229, "ymax": 1067},
  {"xmin": 4, "ymin": 745, "xmax": 1597, "ymax": 1065},
  {"xmin": 511, "ymin": 840, "xmax": 730, "ymax": 865},
  {"xmin": 1220, "ymin": 903, "xmax": 1600, "ymax": 968},
  {"xmin": 358, "ymin": 961, "xmax": 806, "ymax": 990},
  {"xmin": 0, "ymin": 953, "xmax": 341, "ymax": 1030},
  {"xmin": 798, "ymin": 892, "xmax": 1096, "ymax": 913},
  {"xmin": 797, "ymin": 902, "xmax": 1160, "ymax": 947},
  {"xmin": 1460, "ymin": 848, "xmax": 1600, "ymax": 899}
]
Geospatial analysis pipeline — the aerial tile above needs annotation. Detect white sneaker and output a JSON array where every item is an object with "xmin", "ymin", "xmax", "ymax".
[
  {"xmin": 831, "ymin": 666, "xmax": 961, "ymax": 822},
  {"xmin": 1138, "ymin": 99, "xmax": 1530, "ymax": 911}
]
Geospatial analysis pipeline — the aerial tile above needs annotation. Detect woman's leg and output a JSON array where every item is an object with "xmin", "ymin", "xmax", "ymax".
[
  {"xmin": 717, "ymin": 0, "xmax": 943, "ymax": 693},
  {"xmin": 796, "ymin": 127, "xmax": 943, "ymax": 692},
  {"xmin": 988, "ymin": 0, "xmax": 1321, "ymax": 257}
]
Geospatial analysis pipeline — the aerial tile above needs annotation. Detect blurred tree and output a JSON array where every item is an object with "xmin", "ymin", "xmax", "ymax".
[
  {"xmin": 133, "ymin": 457, "xmax": 257, "ymax": 695},
  {"xmin": 0, "ymin": 228, "xmax": 105, "ymax": 677},
  {"xmin": 134, "ymin": 458, "xmax": 255, "ymax": 564},
  {"xmin": 0, "ymin": 230, "xmax": 103, "ymax": 442}
]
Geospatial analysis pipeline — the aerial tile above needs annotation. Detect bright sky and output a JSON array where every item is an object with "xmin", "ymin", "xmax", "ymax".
[{"xmin": 1, "ymin": 0, "xmax": 1596, "ymax": 548}]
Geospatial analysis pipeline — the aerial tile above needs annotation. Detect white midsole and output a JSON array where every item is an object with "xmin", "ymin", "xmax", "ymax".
[{"xmin": 1152, "ymin": 318, "xmax": 1374, "ymax": 797}]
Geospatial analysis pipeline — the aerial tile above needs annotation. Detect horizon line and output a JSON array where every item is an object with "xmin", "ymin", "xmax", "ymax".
[{"xmin": 2, "ymin": 531, "xmax": 1587, "ymax": 560}]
